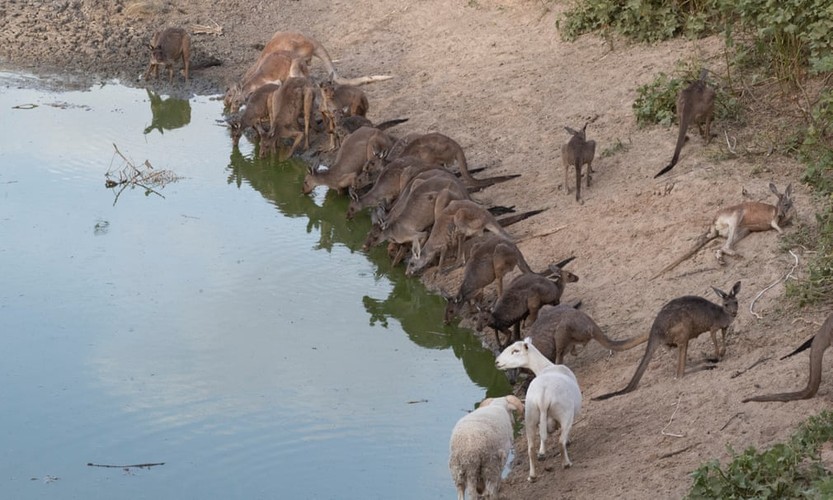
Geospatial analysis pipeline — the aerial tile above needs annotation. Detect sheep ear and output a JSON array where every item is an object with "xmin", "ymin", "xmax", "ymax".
[{"xmin": 479, "ymin": 397, "xmax": 494, "ymax": 408}]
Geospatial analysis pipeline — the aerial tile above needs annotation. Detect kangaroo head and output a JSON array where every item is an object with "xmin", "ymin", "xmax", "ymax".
[
  {"xmin": 770, "ymin": 182, "xmax": 794, "ymax": 223},
  {"xmin": 712, "ymin": 281, "xmax": 741, "ymax": 317}
]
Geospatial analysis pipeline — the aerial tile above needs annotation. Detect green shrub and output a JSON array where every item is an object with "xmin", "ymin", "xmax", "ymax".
[{"xmin": 688, "ymin": 411, "xmax": 833, "ymax": 498}]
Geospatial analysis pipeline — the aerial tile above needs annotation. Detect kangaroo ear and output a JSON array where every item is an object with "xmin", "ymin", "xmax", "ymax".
[
  {"xmin": 564, "ymin": 127, "xmax": 577, "ymax": 136},
  {"xmin": 769, "ymin": 182, "xmax": 779, "ymax": 195},
  {"xmin": 712, "ymin": 287, "xmax": 727, "ymax": 299},
  {"xmin": 785, "ymin": 183, "xmax": 792, "ymax": 197},
  {"xmin": 731, "ymin": 281, "xmax": 742, "ymax": 296}
]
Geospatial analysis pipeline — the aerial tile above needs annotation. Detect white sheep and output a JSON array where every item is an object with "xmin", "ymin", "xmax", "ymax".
[
  {"xmin": 495, "ymin": 338, "xmax": 582, "ymax": 482},
  {"xmin": 448, "ymin": 395, "xmax": 524, "ymax": 499}
]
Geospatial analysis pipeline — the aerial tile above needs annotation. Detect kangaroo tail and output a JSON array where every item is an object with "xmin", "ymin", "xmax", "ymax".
[
  {"xmin": 652, "ymin": 231, "xmax": 717, "ymax": 280},
  {"xmin": 334, "ymin": 75, "xmax": 394, "ymax": 86},
  {"xmin": 593, "ymin": 334, "xmax": 658, "ymax": 400},
  {"xmin": 497, "ymin": 209, "xmax": 545, "ymax": 228},
  {"xmin": 780, "ymin": 335, "xmax": 815, "ymax": 360},
  {"xmin": 594, "ymin": 330, "xmax": 650, "ymax": 351}
]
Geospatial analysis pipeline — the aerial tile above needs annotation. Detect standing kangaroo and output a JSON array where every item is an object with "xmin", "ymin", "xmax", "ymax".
[
  {"xmin": 594, "ymin": 281, "xmax": 741, "ymax": 400},
  {"xmin": 528, "ymin": 304, "xmax": 649, "ymax": 365},
  {"xmin": 743, "ymin": 313, "xmax": 833, "ymax": 402},
  {"xmin": 144, "ymin": 27, "xmax": 191, "ymax": 83},
  {"xmin": 654, "ymin": 68, "xmax": 715, "ymax": 178},
  {"xmin": 561, "ymin": 123, "xmax": 596, "ymax": 204},
  {"xmin": 653, "ymin": 183, "xmax": 793, "ymax": 278}
]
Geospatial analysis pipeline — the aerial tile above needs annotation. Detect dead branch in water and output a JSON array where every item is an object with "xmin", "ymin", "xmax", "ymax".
[
  {"xmin": 105, "ymin": 143, "xmax": 182, "ymax": 206},
  {"xmin": 87, "ymin": 462, "xmax": 165, "ymax": 469}
]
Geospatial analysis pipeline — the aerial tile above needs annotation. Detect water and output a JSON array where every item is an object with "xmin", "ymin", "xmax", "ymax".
[{"xmin": 0, "ymin": 72, "xmax": 512, "ymax": 499}]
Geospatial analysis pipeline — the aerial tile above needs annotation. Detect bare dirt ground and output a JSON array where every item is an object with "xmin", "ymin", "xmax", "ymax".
[{"xmin": 2, "ymin": 1, "xmax": 830, "ymax": 498}]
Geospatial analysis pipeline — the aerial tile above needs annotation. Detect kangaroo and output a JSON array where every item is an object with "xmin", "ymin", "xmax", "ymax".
[
  {"xmin": 362, "ymin": 173, "xmax": 469, "ymax": 249},
  {"xmin": 654, "ymin": 68, "xmax": 716, "ymax": 178},
  {"xmin": 653, "ymin": 183, "xmax": 794, "ymax": 278},
  {"xmin": 248, "ymin": 31, "xmax": 393, "ymax": 86},
  {"xmin": 337, "ymin": 116, "xmax": 409, "ymax": 142},
  {"xmin": 318, "ymin": 80, "xmax": 369, "ymax": 151},
  {"xmin": 364, "ymin": 186, "xmax": 467, "ymax": 266},
  {"xmin": 528, "ymin": 304, "xmax": 649, "ymax": 365},
  {"xmin": 144, "ymin": 27, "xmax": 191, "ymax": 84},
  {"xmin": 406, "ymin": 200, "xmax": 516, "ymax": 276},
  {"xmin": 443, "ymin": 233, "xmax": 536, "ymax": 325},
  {"xmin": 227, "ymin": 83, "xmax": 282, "ymax": 147},
  {"xmin": 594, "ymin": 281, "xmax": 741, "ymax": 401},
  {"xmin": 396, "ymin": 133, "xmax": 521, "ymax": 189},
  {"xmin": 561, "ymin": 123, "xmax": 596, "ymax": 204},
  {"xmin": 743, "ymin": 313, "xmax": 833, "ymax": 402},
  {"xmin": 302, "ymin": 126, "xmax": 394, "ymax": 194},
  {"xmin": 346, "ymin": 157, "xmax": 434, "ymax": 220},
  {"xmin": 258, "ymin": 77, "xmax": 316, "ymax": 158},
  {"xmin": 477, "ymin": 258, "xmax": 579, "ymax": 350},
  {"xmin": 224, "ymin": 51, "xmax": 309, "ymax": 114}
]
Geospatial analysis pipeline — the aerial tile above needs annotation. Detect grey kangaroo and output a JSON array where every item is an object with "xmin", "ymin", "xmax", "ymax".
[
  {"xmin": 561, "ymin": 123, "xmax": 596, "ymax": 204},
  {"xmin": 743, "ymin": 313, "xmax": 833, "ymax": 402},
  {"xmin": 594, "ymin": 281, "xmax": 741, "ymax": 400},
  {"xmin": 654, "ymin": 68, "xmax": 715, "ymax": 178}
]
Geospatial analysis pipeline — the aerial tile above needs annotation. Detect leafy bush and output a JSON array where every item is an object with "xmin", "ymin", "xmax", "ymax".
[{"xmin": 689, "ymin": 411, "xmax": 833, "ymax": 498}]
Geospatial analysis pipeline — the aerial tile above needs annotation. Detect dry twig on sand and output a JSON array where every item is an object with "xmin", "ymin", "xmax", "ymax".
[
  {"xmin": 192, "ymin": 19, "xmax": 223, "ymax": 36},
  {"xmin": 749, "ymin": 250, "xmax": 799, "ymax": 319},
  {"xmin": 104, "ymin": 143, "xmax": 181, "ymax": 205}
]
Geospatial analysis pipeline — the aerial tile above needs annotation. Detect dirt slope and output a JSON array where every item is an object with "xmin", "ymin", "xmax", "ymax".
[{"xmin": 2, "ymin": 1, "xmax": 829, "ymax": 498}]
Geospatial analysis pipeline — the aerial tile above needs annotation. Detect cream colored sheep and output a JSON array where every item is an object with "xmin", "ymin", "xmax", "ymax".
[{"xmin": 448, "ymin": 395, "xmax": 524, "ymax": 499}]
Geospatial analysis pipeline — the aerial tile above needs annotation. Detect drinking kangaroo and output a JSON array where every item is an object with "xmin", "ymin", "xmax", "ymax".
[
  {"xmin": 743, "ymin": 313, "xmax": 833, "ymax": 402},
  {"xmin": 477, "ymin": 258, "xmax": 579, "ymax": 350},
  {"xmin": 653, "ymin": 183, "xmax": 793, "ymax": 278},
  {"xmin": 561, "ymin": 123, "xmax": 596, "ymax": 204},
  {"xmin": 654, "ymin": 68, "xmax": 715, "ymax": 178},
  {"xmin": 144, "ymin": 27, "xmax": 190, "ymax": 83},
  {"xmin": 594, "ymin": 281, "xmax": 741, "ymax": 400}
]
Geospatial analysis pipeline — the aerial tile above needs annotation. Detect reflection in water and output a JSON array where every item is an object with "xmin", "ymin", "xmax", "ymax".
[
  {"xmin": 225, "ymin": 147, "xmax": 511, "ymax": 395},
  {"xmin": 143, "ymin": 89, "xmax": 191, "ymax": 135}
]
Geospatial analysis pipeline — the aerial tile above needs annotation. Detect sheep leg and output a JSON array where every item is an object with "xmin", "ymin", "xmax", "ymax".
[
  {"xmin": 558, "ymin": 412, "xmax": 575, "ymax": 468},
  {"xmin": 537, "ymin": 409, "xmax": 549, "ymax": 461},
  {"xmin": 526, "ymin": 411, "xmax": 540, "ymax": 482}
]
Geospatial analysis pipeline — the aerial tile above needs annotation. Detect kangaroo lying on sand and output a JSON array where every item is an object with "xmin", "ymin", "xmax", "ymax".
[
  {"xmin": 529, "ymin": 304, "xmax": 649, "ymax": 365},
  {"xmin": 743, "ymin": 313, "xmax": 833, "ymax": 402},
  {"xmin": 561, "ymin": 123, "xmax": 596, "ymax": 204},
  {"xmin": 653, "ymin": 183, "xmax": 793, "ymax": 278},
  {"xmin": 594, "ymin": 281, "xmax": 741, "ymax": 400},
  {"xmin": 654, "ymin": 68, "xmax": 716, "ymax": 178},
  {"xmin": 144, "ymin": 27, "xmax": 190, "ymax": 83},
  {"xmin": 224, "ymin": 51, "xmax": 309, "ymax": 114},
  {"xmin": 250, "ymin": 31, "xmax": 393, "ymax": 86}
]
